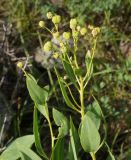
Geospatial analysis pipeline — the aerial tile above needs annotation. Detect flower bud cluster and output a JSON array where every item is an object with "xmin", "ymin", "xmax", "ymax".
[
  {"xmin": 39, "ymin": 21, "xmax": 45, "ymax": 28},
  {"xmin": 53, "ymin": 52, "xmax": 59, "ymax": 59},
  {"xmin": 43, "ymin": 41, "xmax": 52, "ymax": 52},
  {"xmin": 52, "ymin": 15, "xmax": 61, "ymax": 24},
  {"xmin": 39, "ymin": 12, "xmax": 100, "ymax": 62},
  {"xmin": 63, "ymin": 32, "xmax": 71, "ymax": 40},
  {"xmin": 53, "ymin": 32, "xmax": 60, "ymax": 39},
  {"xmin": 47, "ymin": 12, "xmax": 53, "ymax": 19},
  {"xmin": 88, "ymin": 25, "xmax": 100, "ymax": 37},
  {"xmin": 91, "ymin": 27, "xmax": 100, "ymax": 37},
  {"xmin": 70, "ymin": 19, "xmax": 77, "ymax": 29}
]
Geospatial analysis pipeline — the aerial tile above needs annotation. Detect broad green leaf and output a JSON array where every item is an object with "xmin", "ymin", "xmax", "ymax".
[
  {"xmin": 86, "ymin": 101, "xmax": 101, "ymax": 129},
  {"xmin": 63, "ymin": 55, "xmax": 77, "ymax": 88},
  {"xmin": 51, "ymin": 138, "xmax": 64, "ymax": 160},
  {"xmin": 35, "ymin": 103, "xmax": 49, "ymax": 120},
  {"xmin": 20, "ymin": 149, "xmax": 42, "ymax": 160},
  {"xmin": 53, "ymin": 108, "xmax": 69, "ymax": 138},
  {"xmin": 67, "ymin": 118, "xmax": 80, "ymax": 160},
  {"xmin": 0, "ymin": 135, "xmax": 41, "ymax": 160},
  {"xmin": 33, "ymin": 107, "xmax": 49, "ymax": 160},
  {"xmin": 79, "ymin": 113, "xmax": 101, "ymax": 152},
  {"xmin": 21, "ymin": 151, "xmax": 32, "ymax": 160},
  {"xmin": 26, "ymin": 73, "xmax": 49, "ymax": 104}
]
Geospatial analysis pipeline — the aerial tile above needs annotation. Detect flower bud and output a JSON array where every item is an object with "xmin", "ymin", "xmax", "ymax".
[
  {"xmin": 63, "ymin": 32, "xmax": 71, "ymax": 40},
  {"xmin": 60, "ymin": 46, "xmax": 67, "ymax": 53},
  {"xmin": 76, "ymin": 26, "xmax": 81, "ymax": 31},
  {"xmin": 70, "ymin": 18, "xmax": 77, "ymax": 29},
  {"xmin": 86, "ymin": 50, "xmax": 91, "ymax": 58},
  {"xmin": 52, "ymin": 15, "xmax": 61, "ymax": 24},
  {"xmin": 92, "ymin": 27, "xmax": 100, "ymax": 37},
  {"xmin": 53, "ymin": 52, "xmax": 59, "ymax": 59},
  {"xmin": 63, "ymin": 75, "xmax": 68, "ymax": 80},
  {"xmin": 17, "ymin": 61, "xmax": 23, "ymax": 68},
  {"xmin": 39, "ymin": 21, "xmax": 45, "ymax": 28},
  {"xmin": 80, "ymin": 27, "xmax": 87, "ymax": 35},
  {"xmin": 47, "ymin": 12, "xmax": 53, "ymax": 19},
  {"xmin": 43, "ymin": 41, "xmax": 52, "ymax": 52},
  {"xmin": 60, "ymin": 42, "xmax": 64, "ymax": 47},
  {"xmin": 72, "ymin": 30, "xmax": 79, "ymax": 38},
  {"xmin": 88, "ymin": 25, "xmax": 94, "ymax": 30},
  {"xmin": 53, "ymin": 32, "xmax": 60, "ymax": 39}
]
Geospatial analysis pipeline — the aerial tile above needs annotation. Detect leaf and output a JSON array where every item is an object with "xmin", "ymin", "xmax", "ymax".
[
  {"xmin": 85, "ymin": 54, "xmax": 93, "ymax": 78},
  {"xmin": 53, "ymin": 108, "xmax": 69, "ymax": 138},
  {"xmin": 35, "ymin": 103, "xmax": 49, "ymax": 120},
  {"xmin": 26, "ymin": 73, "xmax": 49, "ymax": 105},
  {"xmin": 79, "ymin": 113, "xmax": 101, "ymax": 152},
  {"xmin": 106, "ymin": 152, "xmax": 115, "ymax": 160},
  {"xmin": 33, "ymin": 107, "xmax": 49, "ymax": 160},
  {"xmin": 20, "ymin": 149, "xmax": 42, "ymax": 160},
  {"xmin": 51, "ymin": 138, "xmax": 64, "ymax": 160},
  {"xmin": 0, "ymin": 135, "xmax": 42, "ymax": 160},
  {"xmin": 59, "ymin": 78, "xmax": 78, "ymax": 111},
  {"xmin": 86, "ymin": 101, "xmax": 101, "ymax": 129},
  {"xmin": 63, "ymin": 55, "xmax": 77, "ymax": 88},
  {"xmin": 55, "ymin": 68, "xmax": 78, "ymax": 112},
  {"xmin": 67, "ymin": 118, "xmax": 80, "ymax": 160}
]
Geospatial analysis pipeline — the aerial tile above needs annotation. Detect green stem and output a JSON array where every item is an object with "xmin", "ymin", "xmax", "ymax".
[
  {"xmin": 80, "ymin": 78, "xmax": 84, "ymax": 118},
  {"xmin": 47, "ymin": 117, "xmax": 54, "ymax": 149},
  {"xmin": 90, "ymin": 152, "xmax": 96, "ymax": 160}
]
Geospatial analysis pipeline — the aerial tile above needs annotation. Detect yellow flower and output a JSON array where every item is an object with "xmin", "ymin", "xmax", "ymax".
[
  {"xmin": 47, "ymin": 12, "xmax": 53, "ymax": 19},
  {"xmin": 72, "ymin": 30, "xmax": 79, "ymax": 38},
  {"xmin": 70, "ymin": 18, "xmax": 77, "ymax": 29},
  {"xmin": 53, "ymin": 52, "xmax": 59, "ymax": 59},
  {"xmin": 63, "ymin": 32, "xmax": 71, "ymax": 40},
  {"xmin": 77, "ymin": 26, "xmax": 81, "ymax": 31},
  {"xmin": 17, "ymin": 62, "xmax": 23, "ymax": 68},
  {"xmin": 38, "ymin": 21, "xmax": 45, "ymax": 28},
  {"xmin": 80, "ymin": 27, "xmax": 87, "ymax": 35},
  {"xmin": 92, "ymin": 27, "xmax": 100, "ymax": 37},
  {"xmin": 52, "ymin": 15, "xmax": 61, "ymax": 24},
  {"xmin": 43, "ymin": 41, "xmax": 52, "ymax": 52},
  {"xmin": 53, "ymin": 32, "xmax": 60, "ymax": 39}
]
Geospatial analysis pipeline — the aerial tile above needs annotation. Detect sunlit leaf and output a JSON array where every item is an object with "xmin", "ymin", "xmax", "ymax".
[
  {"xmin": 0, "ymin": 135, "xmax": 41, "ymax": 160},
  {"xmin": 26, "ymin": 73, "xmax": 49, "ymax": 104},
  {"xmin": 86, "ymin": 101, "xmax": 102, "ymax": 129},
  {"xmin": 51, "ymin": 138, "xmax": 64, "ymax": 160},
  {"xmin": 79, "ymin": 113, "xmax": 101, "ymax": 152},
  {"xmin": 63, "ymin": 55, "xmax": 77, "ymax": 88},
  {"xmin": 33, "ymin": 107, "xmax": 49, "ymax": 160},
  {"xmin": 53, "ymin": 108, "xmax": 69, "ymax": 138}
]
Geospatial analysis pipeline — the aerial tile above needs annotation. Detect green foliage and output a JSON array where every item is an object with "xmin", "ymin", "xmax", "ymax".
[
  {"xmin": 51, "ymin": 138, "xmax": 65, "ymax": 160},
  {"xmin": 79, "ymin": 113, "xmax": 101, "ymax": 153},
  {"xmin": 67, "ymin": 118, "xmax": 80, "ymax": 160},
  {"xmin": 53, "ymin": 108, "xmax": 69, "ymax": 138},
  {"xmin": 65, "ymin": 0, "xmax": 122, "ymax": 24},
  {"xmin": 86, "ymin": 101, "xmax": 102, "ymax": 129},
  {"xmin": 2, "ymin": 0, "xmax": 130, "ymax": 158},
  {"xmin": 33, "ymin": 107, "xmax": 49, "ymax": 159},
  {"xmin": 0, "ymin": 135, "xmax": 41, "ymax": 160}
]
